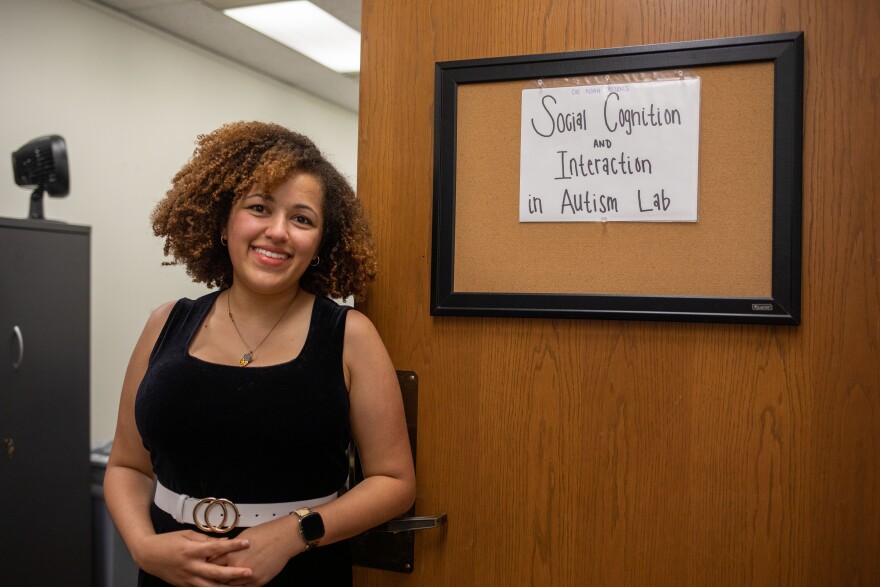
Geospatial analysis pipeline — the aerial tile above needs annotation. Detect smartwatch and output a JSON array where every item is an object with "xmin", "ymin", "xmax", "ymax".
[{"xmin": 292, "ymin": 507, "xmax": 325, "ymax": 551}]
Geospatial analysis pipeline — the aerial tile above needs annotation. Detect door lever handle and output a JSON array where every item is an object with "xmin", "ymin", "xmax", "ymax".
[{"xmin": 370, "ymin": 513, "xmax": 447, "ymax": 534}]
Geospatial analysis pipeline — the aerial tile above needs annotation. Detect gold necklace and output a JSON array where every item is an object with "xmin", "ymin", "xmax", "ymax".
[{"xmin": 226, "ymin": 288, "xmax": 299, "ymax": 367}]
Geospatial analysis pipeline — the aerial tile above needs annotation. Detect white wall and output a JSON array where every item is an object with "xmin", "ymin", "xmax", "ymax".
[{"xmin": 0, "ymin": 0, "xmax": 359, "ymax": 443}]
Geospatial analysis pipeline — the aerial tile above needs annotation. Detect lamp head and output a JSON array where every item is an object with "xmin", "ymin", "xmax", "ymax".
[{"xmin": 11, "ymin": 135, "xmax": 69, "ymax": 219}]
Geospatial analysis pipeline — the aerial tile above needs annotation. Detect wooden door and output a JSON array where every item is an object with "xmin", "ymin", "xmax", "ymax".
[{"xmin": 354, "ymin": 1, "xmax": 880, "ymax": 585}]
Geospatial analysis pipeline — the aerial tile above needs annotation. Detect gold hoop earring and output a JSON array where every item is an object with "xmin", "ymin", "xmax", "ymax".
[
  {"xmin": 310, "ymin": 256, "xmax": 320, "ymax": 267},
  {"xmin": 220, "ymin": 235, "xmax": 228, "ymax": 246}
]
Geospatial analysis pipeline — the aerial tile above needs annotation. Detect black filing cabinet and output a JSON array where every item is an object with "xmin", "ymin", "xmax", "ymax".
[{"xmin": 0, "ymin": 217, "xmax": 91, "ymax": 585}]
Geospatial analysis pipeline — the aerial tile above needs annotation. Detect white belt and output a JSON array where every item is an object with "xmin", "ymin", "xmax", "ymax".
[{"xmin": 154, "ymin": 481, "xmax": 337, "ymax": 533}]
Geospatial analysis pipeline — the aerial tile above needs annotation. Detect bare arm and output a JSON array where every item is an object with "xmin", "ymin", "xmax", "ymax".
[{"xmin": 104, "ymin": 301, "xmax": 253, "ymax": 587}]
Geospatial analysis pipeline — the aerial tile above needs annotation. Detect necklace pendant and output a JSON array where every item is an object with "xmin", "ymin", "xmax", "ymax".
[{"xmin": 240, "ymin": 352, "xmax": 253, "ymax": 367}]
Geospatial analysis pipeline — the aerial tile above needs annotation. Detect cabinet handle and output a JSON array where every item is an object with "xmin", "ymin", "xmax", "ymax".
[{"xmin": 12, "ymin": 325, "xmax": 23, "ymax": 370}]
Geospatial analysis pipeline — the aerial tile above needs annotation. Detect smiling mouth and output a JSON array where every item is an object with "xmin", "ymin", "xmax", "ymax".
[{"xmin": 253, "ymin": 247, "xmax": 290, "ymax": 260}]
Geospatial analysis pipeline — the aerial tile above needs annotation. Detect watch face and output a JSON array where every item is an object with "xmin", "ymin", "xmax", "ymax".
[{"xmin": 300, "ymin": 512, "xmax": 325, "ymax": 541}]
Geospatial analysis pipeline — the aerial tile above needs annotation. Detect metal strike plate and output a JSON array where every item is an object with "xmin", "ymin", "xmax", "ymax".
[{"xmin": 350, "ymin": 371, "xmax": 447, "ymax": 573}]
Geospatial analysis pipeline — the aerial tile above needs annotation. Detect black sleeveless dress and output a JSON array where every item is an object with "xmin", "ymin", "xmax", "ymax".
[{"xmin": 134, "ymin": 290, "xmax": 353, "ymax": 586}]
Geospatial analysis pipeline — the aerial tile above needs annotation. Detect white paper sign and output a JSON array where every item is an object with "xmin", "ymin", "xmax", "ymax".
[{"xmin": 519, "ymin": 78, "xmax": 701, "ymax": 222}]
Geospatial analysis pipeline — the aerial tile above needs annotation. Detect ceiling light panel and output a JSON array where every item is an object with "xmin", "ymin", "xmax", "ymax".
[{"xmin": 224, "ymin": 1, "xmax": 361, "ymax": 73}]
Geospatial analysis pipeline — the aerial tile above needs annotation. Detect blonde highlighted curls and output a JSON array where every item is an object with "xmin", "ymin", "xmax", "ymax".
[{"xmin": 151, "ymin": 121, "xmax": 377, "ymax": 298}]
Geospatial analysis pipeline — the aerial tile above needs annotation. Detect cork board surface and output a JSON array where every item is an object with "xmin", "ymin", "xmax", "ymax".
[{"xmin": 453, "ymin": 62, "xmax": 774, "ymax": 297}]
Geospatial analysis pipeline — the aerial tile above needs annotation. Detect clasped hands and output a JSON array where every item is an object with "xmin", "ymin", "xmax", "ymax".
[{"xmin": 139, "ymin": 519, "xmax": 303, "ymax": 587}]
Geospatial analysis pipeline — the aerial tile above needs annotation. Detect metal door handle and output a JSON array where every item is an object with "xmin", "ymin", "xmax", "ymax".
[
  {"xmin": 370, "ymin": 513, "xmax": 447, "ymax": 534},
  {"xmin": 12, "ymin": 325, "xmax": 24, "ymax": 370}
]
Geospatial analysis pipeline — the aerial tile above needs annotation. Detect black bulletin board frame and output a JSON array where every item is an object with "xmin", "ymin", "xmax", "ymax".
[{"xmin": 430, "ymin": 32, "xmax": 803, "ymax": 324}]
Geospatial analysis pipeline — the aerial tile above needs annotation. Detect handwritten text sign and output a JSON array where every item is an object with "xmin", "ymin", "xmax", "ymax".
[{"xmin": 520, "ymin": 78, "xmax": 701, "ymax": 222}]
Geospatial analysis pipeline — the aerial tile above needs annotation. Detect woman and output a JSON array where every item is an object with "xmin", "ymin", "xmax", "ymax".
[{"xmin": 104, "ymin": 121, "xmax": 416, "ymax": 587}]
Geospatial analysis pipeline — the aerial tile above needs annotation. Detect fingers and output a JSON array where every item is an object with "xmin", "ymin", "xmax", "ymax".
[
  {"xmin": 180, "ymin": 530, "xmax": 250, "ymax": 559},
  {"xmin": 181, "ymin": 529, "xmax": 213, "ymax": 542},
  {"xmin": 138, "ymin": 531, "xmax": 255, "ymax": 587},
  {"xmin": 200, "ymin": 536, "xmax": 251, "ymax": 559},
  {"xmin": 197, "ymin": 561, "xmax": 253, "ymax": 585},
  {"xmin": 182, "ymin": 531, "xmax": 254, "ymax": 582},
  {"xmin": 206, "ymin": 552, "xmax": 228, "ymax": 566}
]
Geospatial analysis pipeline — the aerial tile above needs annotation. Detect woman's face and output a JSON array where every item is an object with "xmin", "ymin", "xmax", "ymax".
[{"xmin": 224, "ymin": 172, "xmax": 324, "ymax": 296}]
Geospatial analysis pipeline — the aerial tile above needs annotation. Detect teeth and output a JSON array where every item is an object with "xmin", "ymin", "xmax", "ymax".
[{"xmin": 254, "ymin": 247, "xmax": 289, "ymax": 260}]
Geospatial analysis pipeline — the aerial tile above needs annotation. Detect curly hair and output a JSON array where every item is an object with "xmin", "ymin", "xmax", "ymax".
[{"xmin": 151, "ymin": 121, "xmax": 376, "ymax": 298}]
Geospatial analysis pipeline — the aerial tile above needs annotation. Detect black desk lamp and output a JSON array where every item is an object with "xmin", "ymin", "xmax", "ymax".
[{"xmin": 11, "ymin": 135, "xmax": 69, "ymax": 219}]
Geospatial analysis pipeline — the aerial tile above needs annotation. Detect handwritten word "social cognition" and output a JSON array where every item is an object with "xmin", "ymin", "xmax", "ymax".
[{"xmin": 529, "ymin": 91, "xmax": 684, "ymax": 139}]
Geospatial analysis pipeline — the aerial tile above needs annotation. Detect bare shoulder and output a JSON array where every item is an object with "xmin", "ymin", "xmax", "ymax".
[
  {"xmin": 136, "ymin": 299, "xmax": 178, "ymax": 351},
  {"xmin": 342, "ymin": 308, "xmax": 391, "ymax": 358},
  {"xmin": 343, "ymin": 308, "xmax": 380, "ymax": 341},
  {"xmin": 342, "ymin": 309, "xmax": 394, "ymax": 387},
  {"xmin": 123, "ymin": 298, "xmax": 179, "ymax": 370},
  {"xmin": 147, "ymin": 299, "xmax": 177, "ymax": 328}
]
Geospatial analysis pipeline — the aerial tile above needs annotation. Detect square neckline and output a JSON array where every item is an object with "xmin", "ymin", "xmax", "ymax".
[{"xmin": 183, "ymin": 289, "xmax": 320, "ymax": 370}]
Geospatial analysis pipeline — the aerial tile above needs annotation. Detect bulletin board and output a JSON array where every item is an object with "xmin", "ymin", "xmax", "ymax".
[{"xmin": 430, "ymin": 32, "xmax": 803, "ymax": 324}]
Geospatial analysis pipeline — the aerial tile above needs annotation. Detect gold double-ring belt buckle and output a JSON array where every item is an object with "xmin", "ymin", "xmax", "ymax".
[{"xmin": 192, "ymin": 497, "xmax": 240, "ymax": 534}]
